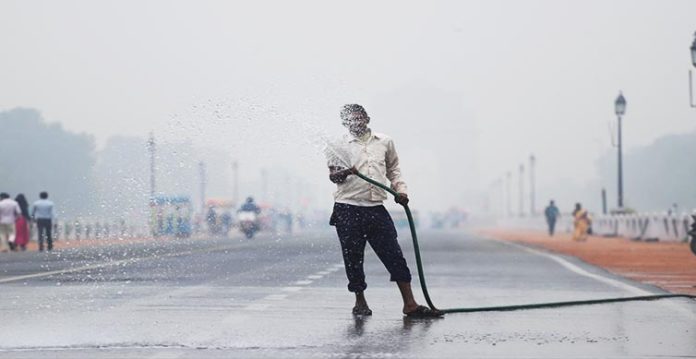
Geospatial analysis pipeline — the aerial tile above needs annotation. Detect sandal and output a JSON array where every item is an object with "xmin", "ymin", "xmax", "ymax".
[
  {"xmin": 352, "ymin": 306, "xmax": 373, "ymax": 316},
  {"xmin": 404, "ymin": 305, "xmax": 444, "ymax": 318}
]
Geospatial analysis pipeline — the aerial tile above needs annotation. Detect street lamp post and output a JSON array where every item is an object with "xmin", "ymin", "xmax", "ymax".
[
  {"xmin": 506, "ymin": 171, "xmax": 512, "ymax": 217},
  {"xmin": 232, "ymin": 161, "xmax": 239, "ymax": 206},
  {"xmin": 261, "ymin": 169, "xmax": 268, "ymax": 203},
  {"xmin": 529, "ymin": 154, "xmax": 536, "ymax": 216},
  {"xmin": 688, "ymin": 33, "xmax": 696, "ymax": 256},
  {"xmin": 614, "ymin": 92, "xmax": 626, "ymax": 209},
  {"xmin": 518, "ymin": 164, "xmax": 525, "ymax": 217},
  {"xmin": 147, "ymin": 132, "xmax": 156, "ymax": 201},
  {"xmin": 689, "ymin": 32, "xmax": 696, "ymax": 108},
  {"xmin": 199, "ymin": 161, "xmax": 206, "ymax": 214}
]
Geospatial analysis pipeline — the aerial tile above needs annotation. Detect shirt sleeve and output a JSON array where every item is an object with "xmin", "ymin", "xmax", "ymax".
[{"xmin": 385, "ymin": 139, "xmax": 408, "ymax": 194}]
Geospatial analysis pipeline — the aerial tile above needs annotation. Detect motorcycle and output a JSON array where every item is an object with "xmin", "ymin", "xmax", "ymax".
[{"xmin": 238, "ymin": 211, "xmax": 259, "ymax": 239}]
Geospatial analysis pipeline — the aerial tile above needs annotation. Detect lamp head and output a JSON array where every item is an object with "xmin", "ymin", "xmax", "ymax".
[
  {"xmin": 690, "ymin": 32, "xmax": 696, "ymax": 68},
  {"xmin": 615, "ymin": 91, "xmax": 626, "ymax": 116}
]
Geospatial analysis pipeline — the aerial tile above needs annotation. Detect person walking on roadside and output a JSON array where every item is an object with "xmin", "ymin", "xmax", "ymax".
[
  {"xmin": 327, "ymin": 104, "xmax": 443, "ymax": 319},
  {"xmin": 0, "ymin": 193, "xmax": 21, "ymax": 253},
  {"xmin": 572, "ymin": 202, "xmax": 591, "ymax": 242},
  {"xmin": 14, "ymin": 194, "xmax": 31, "ymax": 251},
  {"xmin": 544, "ymin": 200, "xmax": 560, "ymax": 236},
  {"xmin": 32, "ymin": 191, "xmax": 55, "ymax": 251}
]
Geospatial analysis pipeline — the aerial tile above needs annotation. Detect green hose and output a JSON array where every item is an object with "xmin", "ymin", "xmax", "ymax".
[{"xmin": 353, "ymin": 171, "xmax": 696, "ymax": 314}]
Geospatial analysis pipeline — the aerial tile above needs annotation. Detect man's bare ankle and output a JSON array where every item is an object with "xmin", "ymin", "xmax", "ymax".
[{"xmin": 403, "ymin": 303, "xmax": 419, "ymax": 313}]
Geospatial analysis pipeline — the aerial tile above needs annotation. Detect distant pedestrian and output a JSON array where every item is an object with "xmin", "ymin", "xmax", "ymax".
[
  {"xmin": 544, "ymin": 200, "xmax": 560, "ymax": 236},
  {"xmin": 206, "ymin": 206, "xmax": 217, "ymax": 235},
  {"xmin": 572, "ymin": 203, "xmax": 590, "ymax": 242},
  {"xmin": 32, "ymin": 191, "xmax": 55, "ymax": 251},
  {"xmin": 0, "ymin": 193, "xmax": 21, "ymax": 253},
  {"xmin": 14, "ymin": 194, "xmax": 30, "ymax": 251}
]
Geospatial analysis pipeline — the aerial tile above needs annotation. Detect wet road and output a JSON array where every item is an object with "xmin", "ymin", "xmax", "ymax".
[{"xmin": 1, "ymin": 228, "xmax": 695, "ymax": 358}]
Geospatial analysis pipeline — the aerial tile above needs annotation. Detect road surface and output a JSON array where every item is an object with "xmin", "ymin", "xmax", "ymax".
[{"xmin": 1, "ymin": 228, "xmax": 695, "ymax": 358}]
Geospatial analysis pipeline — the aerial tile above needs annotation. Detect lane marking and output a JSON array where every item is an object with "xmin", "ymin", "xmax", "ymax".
[
  {"xmin": 236, "ymin": 263, "xmax": 346, "ymax": 317},
  {"xmin": 281, "ymin": 287, "xmax": 302, "ymax": 292},
  {"xmin": 0, "ymin": 244, "xmax": 241, "ymax": 284},
  {"xmin": 498, "ymin": 240, "xmax": 650, "ymax": 296},
  {"xmin": 0, "ymin": 257, "xmax": 144, "ymax": 284},
  {"xmin": 147, "ymin": 352, "xmax": 183, "ymax": 359},
  {"xmin": 244, "ymin": 303, "xmax": 270, "ymax": 311},
  {"xmin": 491, "ymin": 238, "xmax": 696, "ymax": 318}
]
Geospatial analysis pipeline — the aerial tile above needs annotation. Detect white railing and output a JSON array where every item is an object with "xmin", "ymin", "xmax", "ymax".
[
  {"xmin": 35, "ymin": 219, "xmax": 149, "ymax": 242},
  {"xmin": 496, "ymin": 212, "xmax": 694, "ymax": 243},
  {"xmin": 593, "ymin": 213, "xmax": 694, "ymax": 242}
]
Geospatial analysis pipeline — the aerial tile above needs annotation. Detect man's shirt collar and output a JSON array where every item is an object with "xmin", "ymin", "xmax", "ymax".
[{"xmin": 346, "ymin": 130, "xmax": 381, "ymax": 143}]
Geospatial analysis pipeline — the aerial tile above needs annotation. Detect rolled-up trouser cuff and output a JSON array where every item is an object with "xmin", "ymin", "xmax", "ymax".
[
  {"xmin": 347, "ymin": 283, "xmax": 368, "ymax": 293},
  {"xmin": 390, "ymin": 273, "xmax": 412, "ymax": 283}
]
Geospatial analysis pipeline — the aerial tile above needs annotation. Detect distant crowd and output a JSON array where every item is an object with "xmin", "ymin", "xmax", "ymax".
[{"xmin": 0, "ymin": 191, "xmax": 55, "ymax": 252}]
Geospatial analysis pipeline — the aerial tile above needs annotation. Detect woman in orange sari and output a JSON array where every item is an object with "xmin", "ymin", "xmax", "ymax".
[{"xmin": 572, "ymin": 203, "xmax": 591, "ymax": 242}]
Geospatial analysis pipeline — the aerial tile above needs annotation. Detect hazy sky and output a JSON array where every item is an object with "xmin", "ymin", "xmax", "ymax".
[{"xmin": 2, "ymin": 0, "xmax": 696, "ymax": 211}]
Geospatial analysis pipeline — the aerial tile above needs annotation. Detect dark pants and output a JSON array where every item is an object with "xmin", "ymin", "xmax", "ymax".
[
  {"xmin": 37, "ymin": 219, "xmax": 53, "ymax": 251},
  {"xmin": 547, "ymin": 219, "xmax": 556, "ymax": 236},
  {"xmin": 330, "ymin": 203, "xmax": 412, "ymax": 293}
]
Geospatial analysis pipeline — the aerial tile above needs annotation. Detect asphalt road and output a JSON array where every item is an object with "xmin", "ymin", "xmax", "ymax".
[{"xmin": 1, "ymin": 227, "xmax": 695, "ymax": 358}]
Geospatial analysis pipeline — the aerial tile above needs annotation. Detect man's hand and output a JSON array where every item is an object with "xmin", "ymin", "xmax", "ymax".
[
  {"xmin": 394, "ymin": 193, "xmax": 409, "ymax": 206},
  {"xmin": 329, "ymin": 166, "xmax": 357, "ymax": 184}
]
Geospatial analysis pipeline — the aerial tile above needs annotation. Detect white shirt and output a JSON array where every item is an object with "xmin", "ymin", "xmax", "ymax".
[
  {"xmin": 32, "ymin": 199, "xmax": 55, "ymax": 220},
  {"xmin": 0, "ymin": 199, "xmax": 21, "ymax": 224},
  {"xmin": 329, "ymin": 131, "xmax": 408, "ymax": 207}
]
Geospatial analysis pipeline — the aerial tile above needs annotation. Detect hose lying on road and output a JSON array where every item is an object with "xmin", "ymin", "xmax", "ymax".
[{"xmin": 353, "ymin": 171, "xmax": 696, "ymax": 314}]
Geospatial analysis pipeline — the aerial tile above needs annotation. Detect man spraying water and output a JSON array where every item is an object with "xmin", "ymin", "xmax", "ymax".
[{"xmin": 327, "ymin": 104, "xmax": 443, "ymax": 318}]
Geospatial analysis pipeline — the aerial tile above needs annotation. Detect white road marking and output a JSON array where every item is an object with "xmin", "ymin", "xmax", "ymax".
[
  {"xmin": 294, "ymin": 280, "xmax": 313, "ymax": 285},
  {"xmin": 0, "ymin": 258, "xmax": 143, "ymax": 284},
  {"xmin": 491, "ymin": 238, "xmax": 696, "ymax": 318},
  {"xmin": 317, "ymin": 271, "xmax": 330, "ymax": 275},
  {"xmin": 498, "ymin": 240, "xmax": 650, "ymax": 295},
  {"xmin": 264, "ymin": 294, "xmax": 288, "ymax": 301},
  {"xmin": 327, "ymin": 267, "xmax": 342, "ymax": 273},
  {"xmin": 147, "ymin": 351, "xmax": 185, "ymax": 359},
  {"xmin": 0, "ymin": 244, "xmax": 240, "ymax": 284},
  {"xmin": 244, "ymin": 303, "xmax": 270, "ymax": 311},
  {"xmin": 307, "ymin": 275, "xmax": 322, "ymax": 280},
  {"xmin": 281, "ymin": 287, "xmax": 303, "ymax": 292}
]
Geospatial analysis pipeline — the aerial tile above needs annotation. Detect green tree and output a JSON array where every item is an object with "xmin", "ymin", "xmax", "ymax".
[{"xmin": 0, "ymin": 108, "xmax": 96, "ymax": 217}]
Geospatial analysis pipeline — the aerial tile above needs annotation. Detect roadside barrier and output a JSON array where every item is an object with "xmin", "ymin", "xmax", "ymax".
[
  {"xmin": 594, "ymin": 213, "xmax": 693, "ymax": 242},
  {"xmin": 499, "ymin": 212, "xmax": 695, "ymax": 243},
  {"xmin": 30, "ymin": 219, "xmax": 149, "ymax": 243}
]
